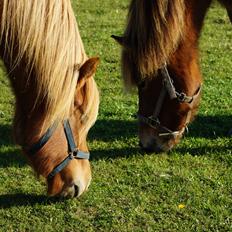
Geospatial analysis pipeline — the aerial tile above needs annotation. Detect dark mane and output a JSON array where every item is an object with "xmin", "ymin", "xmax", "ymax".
[{"xmin": 123, "ymin": 0, "xmax": 185, "ymax": 80}]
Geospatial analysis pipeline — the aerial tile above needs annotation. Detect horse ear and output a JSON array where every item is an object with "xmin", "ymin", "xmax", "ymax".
[
  {"xmin": 78, "ymin": 57, "xmax": 100, "ymax": 86},
  {"xmin": 111, "ymin": 35, "xmax": 129, "ymax": 48},
  {"xmin": 75, "ymin": 57, "xmax": 99, "ymax": 106}
]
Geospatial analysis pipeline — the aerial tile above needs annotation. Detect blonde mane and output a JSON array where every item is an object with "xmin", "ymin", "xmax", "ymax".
[
  {"xmin": 0, "ymin": 0, "xmax": 88, "ymax": 131},
  {"xmin": 123, "ymin": 0, "xmax": 185, "ymax": 82}
]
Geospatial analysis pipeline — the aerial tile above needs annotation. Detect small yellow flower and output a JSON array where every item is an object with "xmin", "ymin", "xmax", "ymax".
[{"xmin": 178, "ymin": 204, "xmax": 186, "ymax": 209}]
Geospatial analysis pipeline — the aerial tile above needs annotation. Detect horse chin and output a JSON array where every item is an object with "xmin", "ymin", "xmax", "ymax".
[{"xmin": 139, "ymin": 129, "xmax": 184, "ymax": 153}]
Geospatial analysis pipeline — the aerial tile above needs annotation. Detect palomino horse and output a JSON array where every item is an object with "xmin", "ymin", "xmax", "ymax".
[
  {"xmin": 0, "ymin": 0, "xmax": 99, "ymax": 197},
  {"xmin": 113, "ymin": 0, "xmax": 232, "ymax": 152}
]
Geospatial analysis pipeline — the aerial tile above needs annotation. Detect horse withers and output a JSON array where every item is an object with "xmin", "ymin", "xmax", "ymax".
[
  {"xmin": 0, "ymin": 0, "xmax": 99, "ymax": 198},
  {"xmin": 113, "ymin": 0, "xmax": 232, "ymax": 153}
]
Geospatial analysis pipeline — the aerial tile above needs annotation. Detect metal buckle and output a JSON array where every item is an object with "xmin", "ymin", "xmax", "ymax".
[
  {"xmin": 68, "ymin": 152, "xmax": 75, "ymax": 160},
  {"xmin": 148, "ymin": 116, "xmax": 160, "ymax": 128},
  {"xmin": 177, "ymin": 92, "xmax": 186, "ymax": 102}
]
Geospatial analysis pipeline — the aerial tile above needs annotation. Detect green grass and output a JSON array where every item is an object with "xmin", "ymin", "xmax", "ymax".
[{"xmin": 0, "ymin": 1, "xmax": 232, "ymax": 231}]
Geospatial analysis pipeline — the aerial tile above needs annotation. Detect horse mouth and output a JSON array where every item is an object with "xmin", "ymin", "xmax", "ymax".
[
  {"xmin": 58, "ymin": 185, "xmax": 79, "ymax": 198},
  {"xmin": 139, "ymin": 131, "xmax": 184, "ymax": 153}
]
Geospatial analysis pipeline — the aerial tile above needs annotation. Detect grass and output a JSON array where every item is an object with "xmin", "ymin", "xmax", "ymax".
[{"xmin": 0, "ymin": 0, "xmax": 231, "ymax": 231}]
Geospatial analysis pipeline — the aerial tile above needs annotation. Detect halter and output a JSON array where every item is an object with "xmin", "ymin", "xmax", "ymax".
[
  {"xmin": 138, "ymin": 65, "xmax": 202, "ymax": 137},
  {"xmin": 27, "ymin": 119, "xmax": 90, "ymax": 179}
]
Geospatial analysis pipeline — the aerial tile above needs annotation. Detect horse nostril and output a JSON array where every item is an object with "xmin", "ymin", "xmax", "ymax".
[{"xmin": 74, "ymin": 185, "xmax": 79, "ymax": 197}]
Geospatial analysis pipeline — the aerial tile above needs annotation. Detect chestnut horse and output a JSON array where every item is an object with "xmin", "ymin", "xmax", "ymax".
[
  {"xmin": 113, "ymin": 0, "xmax": 232, "ymax": 152},
  {"xmin": 0, "ymin": 0, "xmax": 99, "ymax": 197}
]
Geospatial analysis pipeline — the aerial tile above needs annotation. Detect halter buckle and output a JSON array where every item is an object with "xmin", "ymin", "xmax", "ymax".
[
  {"xmin": 68, "ymin": 152, "xmax": 75, "ymax": 160},
  {"xmin": 148, "ymin": 116, "xmax": 160, "ymax": 127},
  {"xmin": 177, "ymin": 92, "xmax": 187, "ymax": 102}
]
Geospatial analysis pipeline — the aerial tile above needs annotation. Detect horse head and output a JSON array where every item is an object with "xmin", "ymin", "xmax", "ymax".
[
  {"xmin": 0, "ymin": 0, "xmax": 100, "ymax": 198},
  {"xmin": 112, "ymin": 0, "xmax": 206, "ymax": 152}
]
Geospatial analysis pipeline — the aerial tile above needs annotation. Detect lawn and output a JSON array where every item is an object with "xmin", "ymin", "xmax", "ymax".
[{"xmin": 0, "ymin": 0, "xmax": 231, "ymax": 231}]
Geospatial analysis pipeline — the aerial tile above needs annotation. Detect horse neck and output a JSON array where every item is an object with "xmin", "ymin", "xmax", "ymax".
[
  {"xmin": 169, "ymin": 0, "xmax": 213, "ymax": 94},
  {"xmin": 1, "ymin": 45, "xmax": 47, "ymax": 145},
  {"xmin": 187, "ymin": 0, "xmax": 213, "ymax": 34}
]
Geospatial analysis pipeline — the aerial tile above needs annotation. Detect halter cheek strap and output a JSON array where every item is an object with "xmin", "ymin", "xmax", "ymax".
[
  {"xmin": 27, "ymin": 119, "xmax": 90, "ymax": 179},
  {"xmin": 63, "ymin": 120, "xmax": 90, "ymax": 160},
  {"xmin": 28, "ymin": 122, "xmax": 58, "ymax": 156},
  {"xmin": 138, "ymin": 65, "xmax": 202, "ymax": 137},
  {"xmin": 47, "ymin": 120, "xmax": 89, "ymax": 179}
]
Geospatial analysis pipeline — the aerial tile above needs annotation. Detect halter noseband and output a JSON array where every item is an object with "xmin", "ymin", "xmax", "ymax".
[
  {"xmin": 138, "ymin": 65, "xmax": 202, "ymax": 137},
  {"xmin": 27, "ymin": 119, "xmax": 89, "ymax": 179}
]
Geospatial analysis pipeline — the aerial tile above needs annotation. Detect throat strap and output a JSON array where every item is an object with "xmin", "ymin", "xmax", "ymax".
[{"xmin": 28, "ymin": 122, "xmax": 58, "ymax": 155}]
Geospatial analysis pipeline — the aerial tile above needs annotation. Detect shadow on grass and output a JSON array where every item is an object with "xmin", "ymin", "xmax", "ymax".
[
  {"xmin": 0, "ymin": 115, "xmax": 231, "ymax": 166},
  {"xmin": 0, "ymin": 149, "xmax": 27, "ymax": 168},
  {"xmin": 0, "ymin": 123, "xmax": 14, "ymax": 146},
  {"xmin": 0, "ymin": 124, "xmax": 27, "ymax": 168},
  {"xmin": 89, "ymin": 115, "xmax": 231, "ymax": 143},
  {"xmin": 91, "ymin": 142, "xmax": 231, "ymax": 161},
  {"xmin": 188, "ymin": 114, "xmax": 231, "ymax": 138},
  {"xmin": 89, "ymin": 115, "xmax": 231, "ymax": 160},
  {"xmin": 173, "ymin": 143, "xmax": 231, "ymax": 166},
  {"xmin": 174, "ymin": 144, "xmax": 231, "ymax": 156},
  {"xmin": 91, "ymin": 147, "xmax": 143, "ymax": 161},
  {"xmin": 88, "ymin": 118, "xmax": 137, "ymax": 142},
  {"xmin": 0, "ymin": 193, "xmax": 65, "ymax": 209}
]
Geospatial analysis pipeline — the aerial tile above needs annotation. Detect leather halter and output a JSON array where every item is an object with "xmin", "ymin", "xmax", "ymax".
[
  {"xmin": 27, "ymin": 119, "xmax": 90, "ymax": 179},
  {"xmin": 138, "ymin": 65, "xmax": 202, "ymax": 137}
]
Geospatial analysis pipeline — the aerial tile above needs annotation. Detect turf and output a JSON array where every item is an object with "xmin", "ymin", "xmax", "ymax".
[{"xmin": 0, "ymin": 1, "xmax": 231, "ymax": 231}]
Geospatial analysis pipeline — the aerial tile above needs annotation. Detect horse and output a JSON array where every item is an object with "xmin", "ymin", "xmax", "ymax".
[
  {"xmin": 0, "ymin": 0, "xmax": 99, "ymax": 198},
  {"xmin": 113, "ymin": 0, "xmax": 232, "ymax": 153}
]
